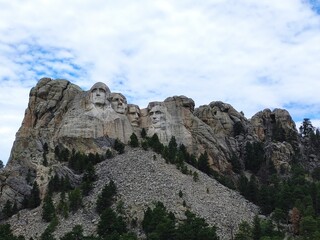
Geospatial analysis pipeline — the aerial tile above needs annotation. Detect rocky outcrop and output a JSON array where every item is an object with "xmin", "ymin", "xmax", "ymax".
[
  {"xmin": 195, "ymin": 101, "xmax": 248, "ymax": 138},
  {"xmin": 250, "ymin": 108, "xmax": 298, "ymax": 143}
]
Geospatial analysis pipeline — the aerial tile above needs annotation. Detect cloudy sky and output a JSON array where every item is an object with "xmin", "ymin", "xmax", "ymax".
[{"xmin": 0, "ymin": 0, "xmax": 320, "ymax": 164}]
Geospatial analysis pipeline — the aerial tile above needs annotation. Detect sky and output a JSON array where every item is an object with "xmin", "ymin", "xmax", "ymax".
[{"xmin": 0, "ymin": 0, "xmax": 320, "ymax": 164}]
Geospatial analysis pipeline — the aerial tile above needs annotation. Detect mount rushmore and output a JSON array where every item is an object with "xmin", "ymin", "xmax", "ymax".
[{"xmin": 0, "ymin": 77, "xmax": 299, "ymax": 212}]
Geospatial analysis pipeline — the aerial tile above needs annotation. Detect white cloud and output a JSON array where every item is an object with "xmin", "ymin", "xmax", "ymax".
[{"xmin": 0, "ymin": 0, "xmax": 320, "ymax": 163}]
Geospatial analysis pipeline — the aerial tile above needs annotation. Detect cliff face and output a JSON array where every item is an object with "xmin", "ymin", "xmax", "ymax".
[{"xmin": 0, "ymin": 77, "xmax": 313, "ymax": 238}]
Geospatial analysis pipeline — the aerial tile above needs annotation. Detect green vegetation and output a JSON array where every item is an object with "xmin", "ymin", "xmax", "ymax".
[
  {"xmin": 42, "ymin": 194, "xmax": 56, "ymax": 222},
  {"xmin": 24, "ymin": 181, "xmax": 41, "ymax": 209},
  {"xmin": 68, "ymin": 188, "xmax": 82, "ymax": 213},
  {"xmin": 129, "ymin": 133, "xmax": 139, "ymax": 148},
  {"xmin": 96, "ymin": 180, "xmax": 117, "ymax": 214},
  {"xmin": 244, "ymin": 142, "xmax": 265, "ymax": 174},
  {"xmin": 2, "ymin": 200, "xmax": 18, "ymax": 219},
  {"xmin": 142, "ymin": 201, "xmax": 219, "ymax": 240},
  {"xmin": 0, "ymin": 223, "xmax": 25, "ymax": 240},
  {"xmin": 235, "ymin": 217, "xmax": 284, "ymax": 240},
  {"xmin": 114, "ymin": 139, "xmax": 125, "ymax": 154}
]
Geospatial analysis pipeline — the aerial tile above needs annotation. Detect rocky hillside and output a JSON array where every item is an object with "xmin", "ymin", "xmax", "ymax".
[{"xmin": 6, "ymin": 148, "xmax": 258, "ymax": 240}]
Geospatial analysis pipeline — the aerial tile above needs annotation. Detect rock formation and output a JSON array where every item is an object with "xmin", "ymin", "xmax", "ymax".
[{"xmin": 0, "ymin": 77, "xmax": 309, "ymax": 239}]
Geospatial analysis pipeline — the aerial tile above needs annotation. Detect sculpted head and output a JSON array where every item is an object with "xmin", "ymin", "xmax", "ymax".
[
  {"xmin": 90, "ymin": 82, "xmax": 111, "ymax": 106},
  {"xmin": 148, "ymin": 103, "xmax": 166, "ymax": 129},
  {"xmin": 127, "ymin": 104, "xmax": 141, "ymax": 127},
  {"xmin": 110, "ymin": 93, "xmax": 127, "ymax": 114}
]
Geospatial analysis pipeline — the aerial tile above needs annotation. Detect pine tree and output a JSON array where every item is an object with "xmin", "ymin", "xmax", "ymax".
[
  {"xmin": 235, "ymin": 221, "xmax": 252, "ymax": 240},
  {"xmin": 230, "ymin": 154, "xmax": 241, "ymax": 173},
  {"xmin": 141, "ymin": 128, "xmax": 147, "ymax": 139},
  {"xmin": 105, "ymin": 149, "xmax": 113, "ymax": 159},
  {"xmin": 114, "ymin": 139, "xmax": 125, "ymax": 154},
  {"xmin": 60, "ymin": 225, "xmax": 85, "ymax": 240},
  {"xmin": 0, "ymin": 223, "xmax": 25, "ymax": 240},
  {"xmin": 168, "ymin": 136, "xmax": 178, "ymax": 163},
  {"xmin": 97, "ymin": 208, "xmax": 127, "ymax": 238},
  {"xmin": 299, "ymin": 118, "xmax": 315, "ymax": 137},
  {"xmin": 2, "ymin": 200, "xmax": 13, "ymax": 218},
  {"xmin": 28, "ymin": 181, "xmax": 41, "ymax": 209},
  {"xmin": 42, "ymin": 194, "xmax": 56, "ymax": 222},
  {"xmin": 129, "ymin": 133, "xmax": 139, "ymax": 148},
  {"xmin": 81, "ymin": 162, "xmax": 96, "ymax": 196},
  {"xmin": 252, "ymin": 215, "xmax": 261, "ymax": 240},
  {"xmin": 68, "ymin": 188, "xmax": 82, "ymax": 213},
  {"xmin": 96, "ymin": 180, "xmax": 117, "ymax": 214},
  {"xmin": 198, "ymin": 152, "xmax": 211, "ymax": 175}
]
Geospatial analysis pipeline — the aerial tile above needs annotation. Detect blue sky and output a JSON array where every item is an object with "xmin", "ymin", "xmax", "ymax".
[{"xmin": 0, "ymin": 0, "xmax": 320, "ymax": 164}]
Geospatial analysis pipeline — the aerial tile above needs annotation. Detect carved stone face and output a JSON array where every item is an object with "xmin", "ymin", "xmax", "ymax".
[
  {"xmin": 149, "ymin": 105, "xmax": 165, "ymax": 128},
  {"xmin": 127, "ymin": 105, "xmax": 140, "ymax": 127},
  {"xmin": 90, "ymin": 82, "xmax": 111, "ymax": 106},
  {"xmin": 111, "ymin": 93, "xmax": 127, "ymax": 114}
]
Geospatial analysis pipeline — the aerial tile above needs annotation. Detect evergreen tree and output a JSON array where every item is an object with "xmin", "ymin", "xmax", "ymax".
[
  {"xmin": 300, "ymin": 215, "xmax": 318, "ymax": 238},
  {"xmin": 230, "ymin": 154, "xmax": 241, "ymax": 173},
  {"xmin": 60, "ymin": 225, "xmax": 85, "ymax": 240},
  {"xmin": 198, "ymin": 152, "xmax": 211, "ymax": 175},
  {"xmin": 257, "ymin": 184, "xmax": 273, "ymax": 214},
  {"xmin": 235, "ymin": 221, "xmax": 252, "ymax": 240},
  {"xmin": 2, "ymin": 200, "xmax": 13, "ymax": 219},
  {"xmin": 114, "ymin": 139, "xmax": 125, "ymax": 154},
  {"xmin": 0, "ymin": 223, "xmax": 25, "ymax": 240},
  {"xmin": 148, "ymin": 134, "xmax": 163, "ymax": 153},
  {"xmin": 168, "ymin": 136, "xmax": 178, "ymax": 163},
  {"xmin": 244, "ymin": 142, "xmax": 264, "ymax": 174},
  {"xmin": 129, "ymin": 133, "xmax": 139, "ymax": 148},
  {"xmin": 142, "ymin": 202, "xmax": 175, "ymax": 239},
  {"xmin": 68, "ymin": 188, "xmax": 82, "ymax": 213},
  {"xmin": 81, "ymin": 162, "xmax": 96, "ymax": 196},
  {"xmin": 40, "ymin": 216, "xmax": 58, "ymax": 240},
  {"xmin": 97, "ymin": 208, "xmax": 127, "ymax": 238},
  {"xmin": 252, "ymin": 216, "xmax": 261, "ymax": 240},
  {"xmin": 42, "ymin": 194, "xmax": 55, "ymax": 222},
  {"xmin": 247, "ymin": 175, "xmax": 258, "ymax": 203},
  {"xmin": 60, "ymin": 148, "xmax": 70, "ymax": 162},
  {"xmin": 299, "ymin": 118, "xmax": 315, "ymax": 137},
  {"xmin": 234, "ymin": 121, "xmax": 245, "ymax": 136},
  {"xmin": 105, "ymin": 149, "xmax": 113, "ymax": 159},
  {"xmin": 57, "ymin": 192, "xmax": 69, "ymax": 219},
  {"xmin": 28, "ymin": 181, "xmax": 41, "ymax": 209},
  {"xmin": 141, "ymin": 140, "xmax": 148, "ymax": 150},
  {"xmin": 271, "ymin": 208, "xmax": 286, "ymax": 231},
  {"xmin": 176, "ymin": 210, "xmax": 219, "ymax": 240},
  {"xmin": 141, "ymin": 128, "xmax": 147, "ymax": 139},
  {"xmin": 96, "ymin": 180, "xmax": 117, "ymax": 214}
]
